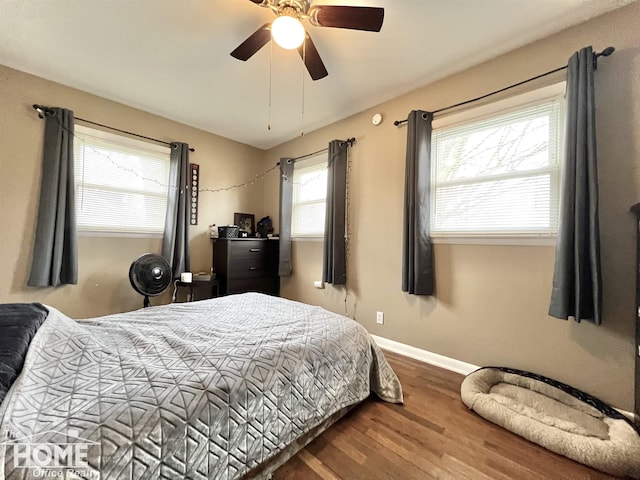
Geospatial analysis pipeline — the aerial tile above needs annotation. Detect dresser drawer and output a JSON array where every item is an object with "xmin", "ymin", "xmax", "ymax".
[{"xmin": 227, "ymin": 241, "xmax": 267, "ymax": 279}]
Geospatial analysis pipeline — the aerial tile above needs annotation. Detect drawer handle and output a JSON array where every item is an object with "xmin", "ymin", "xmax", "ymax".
[
  {"xmin": 249, "ymin": 248, "xmax": 261, "ymax": 252},
  {"xmin": 249, "ymin": 267, "xmax": 259, "ymax": 271}
]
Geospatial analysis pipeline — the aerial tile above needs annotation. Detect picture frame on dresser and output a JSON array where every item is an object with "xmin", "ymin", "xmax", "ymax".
[{"xmin": 234, "ymin": 212, "xmax": 255, "ymax": 237}]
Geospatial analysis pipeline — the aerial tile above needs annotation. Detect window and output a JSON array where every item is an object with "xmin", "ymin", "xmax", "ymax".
[
  {"xmin": 291, "ymin": 153, "xmax": 328, "ymax": 238},
  {"xmin": 430, "ymin": 83, "xmax": 565, "ymax": 240},
  {"xmin": 73, "ymin": 125, "xmax": 171, "ymax": 235}
]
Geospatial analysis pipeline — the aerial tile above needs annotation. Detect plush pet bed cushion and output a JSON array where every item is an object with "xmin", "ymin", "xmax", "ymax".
[
  {"xmin": 0, "ymin": 303, "xmax": 48, "ymax": 404},
  {"xmin": 461, "ymin": 367, "xmax": 640, "ymax": 479}
]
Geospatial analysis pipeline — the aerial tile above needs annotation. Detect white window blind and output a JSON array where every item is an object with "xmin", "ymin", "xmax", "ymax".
[
  {"xmin": 292, "ymin": 154, "xmax": 328, "ymax": 237},
  {"xmin": 431, "ymin": 88, "xmax": 563, "ymax": 237},
  {"xmin": 73, "ymin": 125, "xmax": 171, "ymax": 235}
]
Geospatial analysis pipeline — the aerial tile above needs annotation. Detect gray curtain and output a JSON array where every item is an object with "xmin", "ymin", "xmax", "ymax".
[
  {"xmin": 402, "ymin": 110, "xmax": 435, "ymax": 295},
  {"xmin": 28, "ymin": 108, "xmax": 78, "ymax": 287},
  {"xmin": 323, "ymin": 140, "xmax": 348, "ymax": 285},
  {"xmin": 162, "ymin": 142, "xmax": 190, "ymax": 279},
  {"xmin": 549, "ymin": 46, "xmax": 602, "ymax": 324},
  {"xmin": 278, "ymin": 158, "xmax": 294, "ymax": 276}
]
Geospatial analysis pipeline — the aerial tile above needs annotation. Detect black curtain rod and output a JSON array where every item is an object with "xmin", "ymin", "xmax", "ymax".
[
  {"xmin": 292, "ymin": 147, "xmax": 328, "ymax": 161},
  {"xmin": 32, "ymin": 104, "xmax": 195, "ymax": 152},
  {"xmin": 393, "ymin": 46, "xmax": 615, "ymax": 127},
  {"xmin": 289, "ymin": 137, "xmax": 356, "ymax": 162}
]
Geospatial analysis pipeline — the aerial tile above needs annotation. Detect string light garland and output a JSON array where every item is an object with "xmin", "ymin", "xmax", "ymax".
[
  {"xmin": 344, "ymin": 148, "xmax": 354, "ymax": 318},
  {"xmin": 198, "ymin": 163, "xmax": 282, "ymax": 193},
  {"xmin": 34, "ymin": 106, "xmax": 287, "ymax": 193},
  {"xmin": 34, "ymin": 107, "xmax": 356, "ymax": 193},
  {"xmin": 77, "ymin": 138, "xmax": 176, "ymax": 189}
]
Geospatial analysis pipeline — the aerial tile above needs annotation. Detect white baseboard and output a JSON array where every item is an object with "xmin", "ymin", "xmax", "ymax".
[
  {"xmin": 370, "ymin": 334, "xmax": 478, "ymax": 376},
  {"xmin": 370, "ymin": 334, "xmax": 636, "ymax": 420}
]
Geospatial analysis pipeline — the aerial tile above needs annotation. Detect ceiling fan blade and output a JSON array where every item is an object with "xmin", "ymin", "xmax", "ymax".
[
  {"xmin": 308, "ymin": 5, "xmax": 384, "ymax": 32},
  {"xmin": 230, "ymin": 23, "xmax": 272, "ymax": 61},
  {"xmin": 298, "ymin": 33, "xmax": 328, "ymax": 81}
]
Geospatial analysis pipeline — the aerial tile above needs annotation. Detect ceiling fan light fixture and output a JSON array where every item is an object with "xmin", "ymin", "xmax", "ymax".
[{"xmin": 271, "ymin": 15, "xmax": 305, "ymax": 49}]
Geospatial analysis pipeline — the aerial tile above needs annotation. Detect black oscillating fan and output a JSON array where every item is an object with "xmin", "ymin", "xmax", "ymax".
[{"xmin": 128, "ymin": 253, "xmax": 172, "ymax": 308}]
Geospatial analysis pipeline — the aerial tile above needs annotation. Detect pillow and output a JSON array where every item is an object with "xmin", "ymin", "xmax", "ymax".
[{"xmin": 0, "ymin": 303, "xmax": 49, "ymax": 404}]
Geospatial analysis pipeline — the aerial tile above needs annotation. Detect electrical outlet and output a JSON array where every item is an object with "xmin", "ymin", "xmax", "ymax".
[{"xmin": 376, "ymin": 311, "xmax": 384, "ymax": 325}]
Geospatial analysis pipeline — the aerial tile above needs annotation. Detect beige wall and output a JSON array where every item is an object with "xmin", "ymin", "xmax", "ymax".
[
  {"xmin": 263, "ymin": 2, "xmax": 640, "ymax": 410},
  {"xmin": 0, "ymin": 65, "xmax": 271, "ymax": 317}
]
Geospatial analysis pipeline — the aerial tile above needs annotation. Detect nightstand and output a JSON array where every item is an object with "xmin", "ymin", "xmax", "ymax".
[{"xmin": 175, "ymin": 278, "xmax": 220, "ymax": 302}]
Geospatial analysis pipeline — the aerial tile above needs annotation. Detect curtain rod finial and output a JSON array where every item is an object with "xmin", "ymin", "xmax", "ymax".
[
  {"xmin": 594, "ymin": 46, "xmax": 615, "ymax": 70},
  {"xmin": 33, "ymin": 104, "xmax": 55, "ymax": 118},
  {"xmin": 33, "ymin": 104, "xmax": 46, "ymax": 118},
  {"xmin": 600, "ymin": 46, "xmax": 615, "ymax": 57}
]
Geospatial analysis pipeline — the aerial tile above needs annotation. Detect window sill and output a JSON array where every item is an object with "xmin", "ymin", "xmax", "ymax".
[
  {"xmin": 292, "ymin": 236, "xmax": 324, "ymax": 242},
  {"xmin": 431, "ymin": 235, "xmax": 556, "ymax": 246},
  {"xmin": 78, "ymin": 230, "xmax": 163, "ymax": 239}
]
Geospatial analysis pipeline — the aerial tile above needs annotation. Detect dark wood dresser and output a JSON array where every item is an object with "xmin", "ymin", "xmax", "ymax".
[
  {"xmin": 212, "ymin": 238, "xmax": 279, "ymax": 296},
  {"xmin": 631, "ymin": 203, "xmax": 640, "ymax": 428}
]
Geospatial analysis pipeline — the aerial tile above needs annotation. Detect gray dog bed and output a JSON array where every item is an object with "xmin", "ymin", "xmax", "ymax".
[{"xmin": 461, "ymin": 367, "xmax": 640, "ymax": 479}]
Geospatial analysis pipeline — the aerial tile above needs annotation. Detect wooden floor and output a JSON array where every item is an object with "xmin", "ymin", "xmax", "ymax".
[{"xmin": 273, "ymin": 351, "xmax": 618, "ymax": 480}]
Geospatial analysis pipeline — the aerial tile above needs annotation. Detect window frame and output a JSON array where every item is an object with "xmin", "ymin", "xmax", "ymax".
[
  {"xmin": 429, "ymin": 82, "xmax": 566, "ymax": 246},
  {"xmin": 73, "ymin": 124, "xmax": 171, "ymax": 238},
  {"xmin": 291, "ymin": 153, "xmax": 328, "ymax": 240}
]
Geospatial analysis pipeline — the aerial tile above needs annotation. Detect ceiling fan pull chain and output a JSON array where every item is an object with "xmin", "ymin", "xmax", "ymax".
[{"xmin": 268, "ymin": 40, "xmax": 273, "ymax": 131}]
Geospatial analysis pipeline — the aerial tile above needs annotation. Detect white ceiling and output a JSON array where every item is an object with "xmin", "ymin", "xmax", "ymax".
[{"xmin": 0, "ymin": 0, "xmax": 633, "ymax": 150}]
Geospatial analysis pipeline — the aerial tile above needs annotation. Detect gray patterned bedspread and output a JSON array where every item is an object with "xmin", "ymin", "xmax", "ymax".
[{"xmin": 0, "ymin": 293, "xmax": 402, "ymax": 479}]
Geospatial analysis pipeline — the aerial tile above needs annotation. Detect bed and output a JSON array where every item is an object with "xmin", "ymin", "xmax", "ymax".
[{"xmin": 0, "ymin": 293, "xmax": 403, "ymax": 479}]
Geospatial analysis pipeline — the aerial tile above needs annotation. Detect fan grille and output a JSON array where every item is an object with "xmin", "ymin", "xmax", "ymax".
[{"xmin": 129, "ymin": 253, "xmax": 172, "ymax": 297}]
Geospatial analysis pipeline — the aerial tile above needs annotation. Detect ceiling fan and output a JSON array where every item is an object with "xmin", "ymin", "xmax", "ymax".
[{"xmin": 230, "ymin": 0, "xmax": 384, "ymax": 80}]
